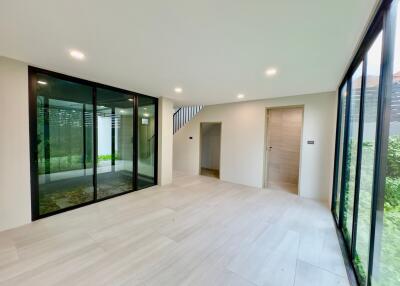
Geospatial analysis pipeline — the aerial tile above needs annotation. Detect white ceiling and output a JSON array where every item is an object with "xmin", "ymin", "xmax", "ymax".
[{"xmin": 0, "ymin": 0, "xmax": 379, "ymax": 106}]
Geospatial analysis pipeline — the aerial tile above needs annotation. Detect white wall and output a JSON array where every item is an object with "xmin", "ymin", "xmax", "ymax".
[
  {"xmin": 157, "ymin": 97, "xmax": 174, "ymax": 185},
  {"xmin": 0, "ymin": 57, "xmax": 31, "ymax": 231},
  {"xmin": 173, "ymin": 92, "xmax": 337, "ymax": 203},
  {"xmin": 0, "ymin": 56, "xmax": 175, "ymax": 231}
]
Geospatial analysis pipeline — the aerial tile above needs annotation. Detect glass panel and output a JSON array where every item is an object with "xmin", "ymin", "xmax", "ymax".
[
  {"xmin": 342, "ymin": 63, "xmax": 363, "ymax": 246},
  {"xmin": 96, "ymin": 88, "xmax": 134, "ymax": 199},
  {"xmin": 371, "ymin": 3, "xmax": 400, "ymax": 285},
  {"xmin": 138, "ymin": 96, "xmax": 156, "ymax": 189},
  {"xmin": 353, "ymin": 32, "xmax": 382, "ymax": 285},
  {"xmin": 335, "ymin": 84, "xmax": 348, "ymax": 220},
  {"xmin": 36, "ymin": 74, "xmax": 94, "ymax": 215}
]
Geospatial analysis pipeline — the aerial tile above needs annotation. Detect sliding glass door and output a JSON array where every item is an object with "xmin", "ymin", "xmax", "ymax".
[
  {"xmin": 96, "ymin": 88, "xmax": 135, "ymax": 199},
  {"xmin": 35, "ymin": 73, "xmax": 95, "ymax": 216},
  {"xmin": 30, "ymin": 68, "xmax": 157, "ymax": 219}
]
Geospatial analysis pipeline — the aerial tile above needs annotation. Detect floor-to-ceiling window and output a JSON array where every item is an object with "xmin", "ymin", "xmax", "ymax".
[
  {"xmin": 353, "ymin": 32, "xmax": 383, "ymax": 285},
  {"xmin": 371, "ymin": 3, "xmax": 400, "ymax": 284},
  {"xmin": 29, "ymin": 68, "xmax": 158, "ymax": 219},
  {"xmin": 331, "ymin": 0, "xmax": 400, "ymax": 285},
  {"xmin": 334, "ymin": 84, "xmax": 348, "ymax": 221},
  {"xmin": 341, "ymin": 63, "xmax": 363, "ymax": 247}
]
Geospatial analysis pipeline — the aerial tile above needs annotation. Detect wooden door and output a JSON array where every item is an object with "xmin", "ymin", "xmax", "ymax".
[{"xmin": 266, "ymin": 107, "xmax": 303, "ymax": 194}]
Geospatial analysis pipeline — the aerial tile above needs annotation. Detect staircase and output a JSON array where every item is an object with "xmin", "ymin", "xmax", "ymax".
[{"xmin": 173, "ymin": 105, "xmax": 203, "ymax": 134}]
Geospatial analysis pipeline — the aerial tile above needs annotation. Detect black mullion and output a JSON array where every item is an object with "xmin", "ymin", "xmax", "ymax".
[
  {"xmin": 93, "ymin": 87, "xmax": 98, "ymax": 201},
  {"xmin": 351, "ymin": 57, "xmax": 368, "ymax": 260},
  {"xmin": 44, "ymin": 96, "xmax": 50, "ymax": 182},
  {"xmin": 134, "ymin": 96, "xmax": 138, "ymax": 191},
  {"xmin": 367, "ymin": 2, "xmax": 397, "ymax": 285},
  {"xmin": 339, "ymin": 80, "xmax": 353, "ymax": 229},
  {"xmin": 332, "ymin": 85, "xmax": 344, "ymax": 216},
  {"xmin": 111, "ymin": 107, "xmax": 116, "ymax": 172},
  {"xmin": 83, "ymin": 104, "xmax": 87, "ymax": 172},
  {"xmin": 154, "ymin": 98, "xmax": 159, "ymax": 185},
  {"xmin": 29, "ymin": 68, "xmax": 40, "ymax": 220}
]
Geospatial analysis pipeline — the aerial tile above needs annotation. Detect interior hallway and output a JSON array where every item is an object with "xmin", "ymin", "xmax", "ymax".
[{"xmin": 0, "ymin": 172, "xmax": 349, "ymax": 286}]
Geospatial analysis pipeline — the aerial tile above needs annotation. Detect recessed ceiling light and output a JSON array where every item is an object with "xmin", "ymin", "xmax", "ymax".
[
  {"xmin": 174, "ymin": 87, "xmax": 183, "ymax": 94},
  {"xmin": 237, "ymin": 94, "xmax": 245, "ymax": 99},
  {"xmin": 265, "ymin": 68, "xmax": 278, "ymax": 77},
  {"xmin": 143, "ymin": 113, "xmax": 150, "ymax": 117},
  {"xmin": 37, "ymin": 80, "xmax": 47, "ymax": 85},
  {"xmin": 128, "ymin": 98, "xmax": 134, "ymax": 102},
  {"xmin": 143, "ymin": 107, "xmax": 147, "ymax": 110},
  {"xmin": 69, "ymin": 49, "xmax": 85, "ymax": 60},
  {"xmin": 120, "ymin": 110, "xmax": 125, "ymax": 114}
]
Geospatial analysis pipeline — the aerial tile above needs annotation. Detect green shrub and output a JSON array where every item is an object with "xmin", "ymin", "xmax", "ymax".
[
  {"xmin": 385, "ymin": 178, "xmax": 400, "ymax": 208},
  {"xmin": 387, "ymin": 136, "xmax": 400, "ymax": 178}
]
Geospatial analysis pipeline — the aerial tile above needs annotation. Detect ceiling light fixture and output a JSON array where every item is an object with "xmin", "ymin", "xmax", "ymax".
[
  {"xmin": 69, "ymin": 49, "xmax": 85, "ymax": 60},
  {"xmin": 143, "ymin": 113, "xmax": 150, "ymax": 117},
  {"xmin": 237, "ymin": 94, "xmax": 245, "ymax": 99},
  {"xmin": 174, "ymin": 87, "xmax": 183, "ymax": 94},
  {"xmin": 265, "ymin": 68, "xmax": 278, "ymax": 77},
  {"xmin": 128, "ymin": 98, "xmax": 134, "ymax": 102},
  {"xmin": 37, "ymin": 80, "xmax": 47, "ymax": 85}
]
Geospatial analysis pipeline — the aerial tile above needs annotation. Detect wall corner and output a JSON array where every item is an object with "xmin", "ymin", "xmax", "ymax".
[{"xmin": 157, "ymin": 97, "xmax": 174, "ymax": 186}]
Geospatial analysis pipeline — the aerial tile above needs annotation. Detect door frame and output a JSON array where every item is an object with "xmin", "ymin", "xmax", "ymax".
[
  {"xmin": 198, "ymin": 122, "xmax": 222, "ymax": 178},
  {"xmin": 28, "ymin": 66, "xmax": 159, "ymax": 220},
  {"xmin": 263, "ymin": 105, "xmax": 304, "ymax": 195}
]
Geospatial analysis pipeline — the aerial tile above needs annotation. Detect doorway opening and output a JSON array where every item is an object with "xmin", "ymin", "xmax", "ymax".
[
  {"xmin": 200, "ymin": 122, "xmax": 221, "ymax": 179},
  {"xmin": 265, "ymin": 106, "xmax": 303, "ymax": 195}
]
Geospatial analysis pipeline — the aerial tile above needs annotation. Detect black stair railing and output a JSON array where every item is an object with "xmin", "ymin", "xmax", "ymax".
[{"xmin": 173, "ymin": 105, "xmax": 203, "ymax": 134}]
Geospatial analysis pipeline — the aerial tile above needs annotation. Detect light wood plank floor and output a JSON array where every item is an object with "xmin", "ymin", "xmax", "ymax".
[{"xmin": 0, "ymin": 173, "xmax": 349, "ymax": 286}]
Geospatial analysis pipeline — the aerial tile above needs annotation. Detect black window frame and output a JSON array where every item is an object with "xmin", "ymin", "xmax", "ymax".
[
  {"xmin": 28, "ymin": 66, "xmax": 158, "ymax": 220},
  {"xmin": 331, "ymin": 0, "xmax": 399, "ymax": 285}
]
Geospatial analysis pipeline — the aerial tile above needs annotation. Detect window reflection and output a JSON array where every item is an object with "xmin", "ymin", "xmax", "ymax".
[
  {"xmin": 371, "ymin": 3, "xmax": 400, "ymax": 285},
  {"xmin": 96, "ymin": 88, "xmax": 134, "ymax": 199},
  {"xmin": 36, "ymin": 75, "xmax": 94, "ymax": 215},
  {"xmin": 138, "ymin": 96, "xmax": 156, "ymax": 189},
  {"xmin": 353, "ymin": 32, "xmax": 382, "ymax": 285},
  {"xmin": 335, "ymin": 84, "xmax": 347, "ymax": 220},
  {"xmin": 342, "ymin": 63, "xmax": 363, "ymax": 247}
]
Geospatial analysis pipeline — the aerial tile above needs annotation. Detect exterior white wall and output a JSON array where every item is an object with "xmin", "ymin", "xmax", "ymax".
[
  {"xmin": 157, "ymin": 97, "xmax": 174, "ymax": 186},
  {"xmin": 0, "ymin": 57, "xmax": 31, "ymax": 231},
  {"xmin": 173, "ymin": 92, "xmax": 337, "ymax": 203},
  {"xmin": 0, "ymin": 57, "xmax": 175, "ymax": 231}
]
